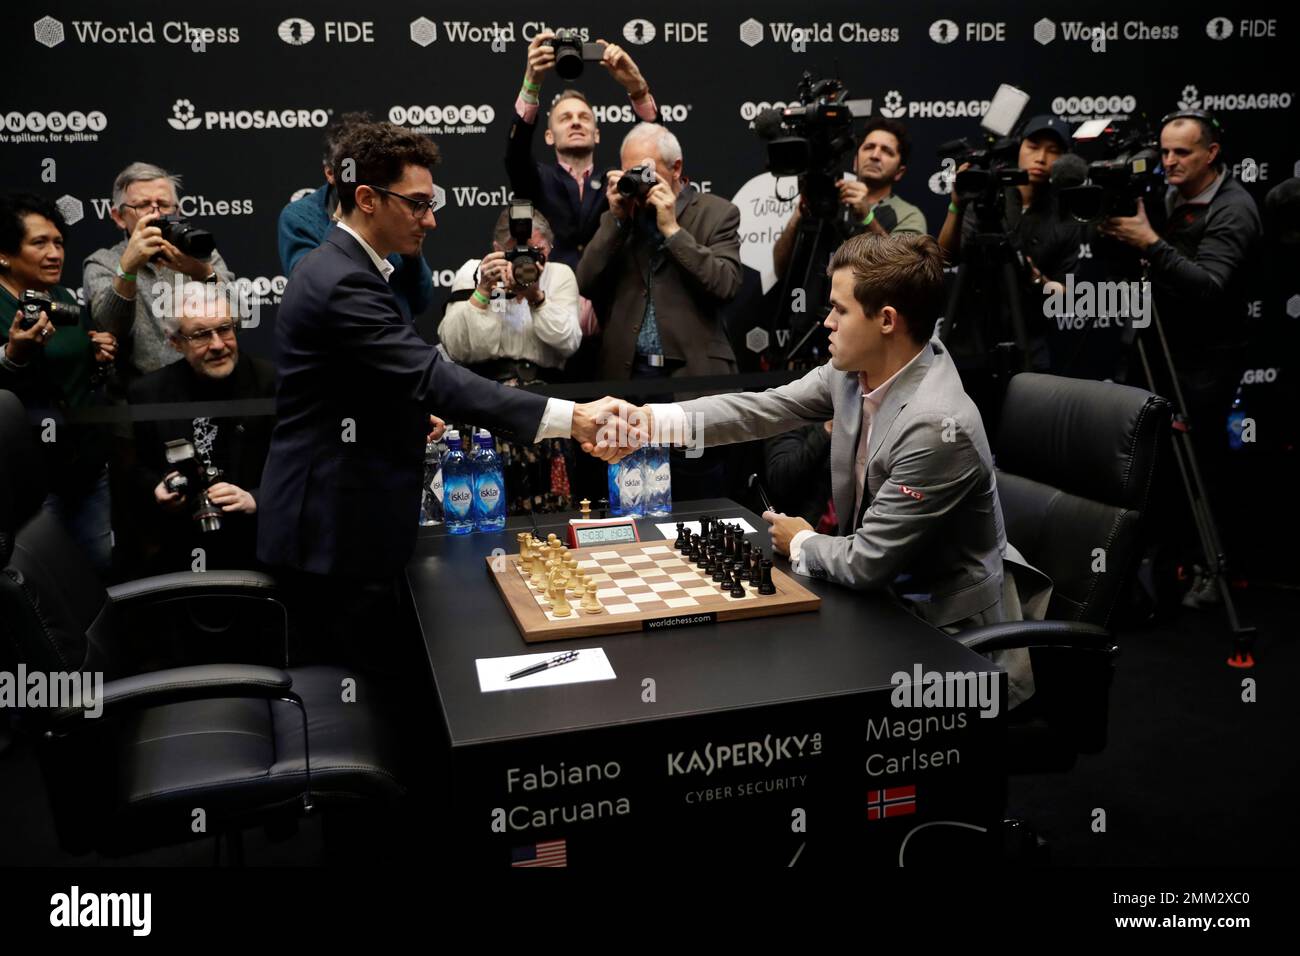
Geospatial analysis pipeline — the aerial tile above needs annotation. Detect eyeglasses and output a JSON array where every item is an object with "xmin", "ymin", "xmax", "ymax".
[
  {"xmin": 364, "ymin": 184, "xmax": 444, "ymax": 218},
  {"xmin": 177, "ymin": 322, "xmax": 237, "ymax": 347},
  {"xmin": 121, "ymin": 199, "xmax": 177, "ymax": 214}
]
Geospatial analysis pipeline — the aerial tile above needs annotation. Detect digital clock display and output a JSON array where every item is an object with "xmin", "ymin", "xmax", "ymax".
[{"xmin": 576, "ymin": 524, "xmax": 639, "ymax": 545}]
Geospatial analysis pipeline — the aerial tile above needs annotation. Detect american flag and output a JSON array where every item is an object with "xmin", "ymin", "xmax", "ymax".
[
  {"xmin": 511, "ymin": 839, "xmax": 567, "ymax": 867},
  {"xmin": 867, "ymin": 785, "xmax": 917, "ymax": 820}
]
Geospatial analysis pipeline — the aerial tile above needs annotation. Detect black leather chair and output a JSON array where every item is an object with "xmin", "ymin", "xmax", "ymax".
[
  {"xmin": 0, "ymin": 390, "xmax": 404, "ymax": 858},
  {"xmin": 959, "ymin": 373, "xmax": 1171, "ymax": 773}
]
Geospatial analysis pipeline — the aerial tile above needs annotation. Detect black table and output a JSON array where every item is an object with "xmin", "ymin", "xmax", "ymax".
[{"xmin": 407, "ymin": 499, "xmax": 1008, "ymax": 867}]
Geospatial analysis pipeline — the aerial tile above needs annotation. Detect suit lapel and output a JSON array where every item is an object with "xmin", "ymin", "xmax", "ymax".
[
  {"xmin": 832, "ymin": 372, "xmax": 861, "ymax": 536},
  {"xmin": 863, "ymin": 343, "xmax": 935, "ymax": 472}
]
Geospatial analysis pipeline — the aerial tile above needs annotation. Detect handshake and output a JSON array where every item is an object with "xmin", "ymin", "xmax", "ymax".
[{"xmin": 571, "ymin": 398, "xmax": 657, "ymax": 463}]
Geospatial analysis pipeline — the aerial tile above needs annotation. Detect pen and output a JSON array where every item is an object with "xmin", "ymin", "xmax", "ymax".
[
  {"xmin": 748, "ymin": 473, "xmax": 775, "ymax": 514},
  {"xmin": 507, "ymin": 650, "xmax": 580, "ymax": 681}
]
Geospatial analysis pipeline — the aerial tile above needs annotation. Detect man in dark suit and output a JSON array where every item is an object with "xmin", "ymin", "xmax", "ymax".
[
  {"xmin": 127, "ymin": 281, "xmax": 274, "ymax": 574},
  {"xmin": 256, "ymin": 120, "xmax": 638, "ymax": 673}
]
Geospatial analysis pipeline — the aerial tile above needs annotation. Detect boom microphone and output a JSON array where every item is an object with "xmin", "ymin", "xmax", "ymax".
[{"xmin": 1049, "ymin": 153, "xmax": 1090, "ymax": 190}]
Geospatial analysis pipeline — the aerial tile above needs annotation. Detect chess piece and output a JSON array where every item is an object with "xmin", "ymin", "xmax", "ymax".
[
  {"xmin": 528, "ymin": 551, "xmax": 548, "ymax": 590},
  {"xmin": 517, "ymin": 532, "xmax": 530, "ymax": 559},
  {"xmin": 551, "ymin": 579, "xmax": 574, "ymax": 617},
  {"xmin": 729, "ymin": 574, "xmax": 746, "ymax": 598},
  {"xmin": 758, "ymin": 558, "xmax": 776, "ymax": 595},
  {"xmin": 580, "ymin": 580, "xmax": 604, "ymax": 614},
  {"xmin": 674, "ymin": 522, "xmax": 686, "ymax": 551},
  {"xmin": 749, "ymin": 551, "xmax": 762, "ymax": 582},
  {"xmin": 580, "ymin": 498, "xmax": 592, "ymax": 519},
  {"xmin": 712, "ymin": 560, "xmax": 727, "ymax": 583}
]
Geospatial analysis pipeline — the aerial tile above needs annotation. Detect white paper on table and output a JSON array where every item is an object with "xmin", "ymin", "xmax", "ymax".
[
  {"xmin": 656, "ymin": 517, "xmax": 758, "ymax": 538},
  {"xmin": 476, "ymin": 648, "xmax": 616, "ymax": 692}
]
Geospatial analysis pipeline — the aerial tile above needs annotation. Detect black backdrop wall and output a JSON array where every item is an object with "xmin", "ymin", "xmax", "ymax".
[{"xmin": 6, "ymin": 0, "xmax": 1296, "ymax": 366}]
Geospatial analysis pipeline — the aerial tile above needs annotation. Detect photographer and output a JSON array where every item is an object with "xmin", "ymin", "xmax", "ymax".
[
  {"xmin": 773, "ymin": 117, "xmax": 927, "ymax": 279},
  {"xmin": 125, "ymin": 280, "xmax": 274, "ymax": 573},
  {"xmin": 938, "ymin": 115, "xmax": 1088, "ymax": 370},
  {"xmin": 0, "ymin": 192, "xmax": 117, "ymax": 572},
  {"xmin": 278, "ymin": 112, "xmax": 434, "ymax": 322},
  {"xmin": 83, "ymin": 162, "xmax": 235, "ymax": 381}
]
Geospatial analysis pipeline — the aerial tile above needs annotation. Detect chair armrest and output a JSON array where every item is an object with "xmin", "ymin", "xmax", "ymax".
[
  {"xmin": 48, "ymin": 663, "xmax": 293, "ymax": 725},
  {"xmin": 106, "ymin": 569, "xmax": 279, "ymax": 607},
  {"xmin": 957, "ymin": 621, "xmax": 1116, "ymax": 654}
]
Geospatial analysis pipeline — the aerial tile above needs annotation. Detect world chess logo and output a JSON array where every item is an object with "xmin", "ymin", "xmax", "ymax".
[
  {"xmin": 277, "ymin": 18, "xmax": 315, "ymax": 45},
  {"xmin": 168, "ymin": 99, "xmax": 202, "ymax": 131},
  {"xmin": 880, "ymin": 90, "xmax": 905, "ymax": 118},
  {"xmin": 1179, "ymin": 85, "xmax": 1202, "ymax": 110},
  {"xmin": 1033, "ymin": 18, "xmax": 1057, "ymax": 46},
  {"xmin": 33, "ymin": 15, "xmax": 64, "ymax": 48},
  {"xmin": 623, "ymin": 19, "xmax": 656, "ymax": 44},
  {"xmin": 410, "ymin": 17, "xmax": 437, "ymax": 47},
  {"xmin": 739, "ymin": 18, "xmax": 764, "ymax": 47},
  {"xmin": 929, "ymin": 19, "xmax": 959, "ymax": 44},
  {"xmin": 1206, "ymin": 17, "xmax": 1233, "ymax": 40},
  {"xmin": 55, "ymin": 195, "xmax": 84, "ymax": 226}
]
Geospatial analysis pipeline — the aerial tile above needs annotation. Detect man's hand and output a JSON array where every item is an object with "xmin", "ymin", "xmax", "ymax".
[
  {"xmin": 426, "ymin": 414, "xmax": 446, "ymax": 443},
  {"xmin": 949, "ymin": 162, "xmax": 971, "ymax": 210},
  {"xmin": 156, "ymin": 240, "xmax": 215, "ymax": 281},
  {"xmin": 762, "ymin": 510, "xmax": 813, "ymax": 557},
  {"xmin": 476, "ymin": 250, "xmax": 511, "ymax": 301},
  {"xmin": 1101, "ymin": 198, "xmax": 1160, "ymax": 250},
  {"xmin": 646, "ymin": 182, "xmax": 679, "ymax": 238},
  {"xmin": 120, "ymin": 211, "xmax": 166, "ymax": 275},
  {"xmin": 573, "ymin": 397, "xmax": 651, "ymax": 463},
  {"xmin": 836, "ymin": 179, "xmax": 872, "ymax": 219},
  {"xmin": 598, "ymin": 40, "xmax": 647, "ymax": 97},
  {"xmin": 604, "ymin": 170, "xmax": 630, "ymax": 221},
  {"xmin": 154, "ymin": 472, "xmax": 186, "ymax": 510},
  {"xmin": 5, "ymin": 311, "xmax": 55, "ymax": 364},
  {"xmin": 89, "ymin": 330, "xmax": 116, "ymax": 364},
  {"xmin": 208, "ymin": 482, "xmax": 256, "ymax": 514},
  {"xmin": 524, "ymin": 31, "xmax": 556, "ymax": 86}
]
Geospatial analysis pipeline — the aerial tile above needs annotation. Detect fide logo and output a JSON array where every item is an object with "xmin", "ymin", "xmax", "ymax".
[
  {"xmin": 168, "ymin": 99, "xmax": 202, "ymax": 130},
  {"xmin": 1206, "ymin": 17, "xmax": 1233, "ymax": 40},
  {"xmin": 929, "ymin": 19, "xmax": 959, "ymax": 44},
  {"xmin": 278, "ymin": 19, "xmax": 315, "ymax": 45},
  {"xmin": 880, "ymin": 91, "xmax": 905, "ymax": 118},
  {"xmin": 623, "ymin": 19, "xmax": 656, "ymax": 44}
]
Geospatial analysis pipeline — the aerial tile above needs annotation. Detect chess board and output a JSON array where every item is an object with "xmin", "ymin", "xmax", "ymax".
[{"xmin": 487, "ymin": 540, "xmax": 821, "ymax": 643}]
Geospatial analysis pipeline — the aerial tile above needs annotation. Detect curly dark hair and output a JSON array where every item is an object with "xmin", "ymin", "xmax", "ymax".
[
  {"xmin": 0, "ymin": 192, "xmax": 66, "ymax": 256},
  {"xmin": 860, "ymin": 116, "xmax": 912, "ymax": 167},
  {"xmin": 332, "ymin": 120, "xmax": 441, "ymax": 214}
]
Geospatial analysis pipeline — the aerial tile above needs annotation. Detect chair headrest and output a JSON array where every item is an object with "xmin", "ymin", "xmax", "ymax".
[{"xmin": 994, "ymin": 373, "xmax": 1171, "ymax": 510}]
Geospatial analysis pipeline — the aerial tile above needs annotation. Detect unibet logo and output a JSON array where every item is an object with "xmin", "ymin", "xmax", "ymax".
[
  {"xmin": 740, "ymin": 101, "xmax": 792, "ymax": 121},
  {"xmin": 34, "ymin": 16, "xmax": 65, "ymax": 47},
  {"xmin": 1206, "ymin": 17, "xmax": 1233, "ymax": 39},
  {"xmin": 1051, "ymin": 94, "xmax": 1137, "ymax": 118},
  {"xmin": 388, "ymin": 104, "xmax": 495, "ymax": 127},
  {"xmin": 2, "ymin": 110, "xmax": 107, "ymax": 134},
  {"xmin": 929, "ymin": 20, "xmax": 959, "ymax": 44},
  {"xmin": 278, "ymin": 18, "xmax": 314, "ymax": 45},
  {"xmin": 623, "ymin": 19, "xmax": 656, "ymax": 44}
]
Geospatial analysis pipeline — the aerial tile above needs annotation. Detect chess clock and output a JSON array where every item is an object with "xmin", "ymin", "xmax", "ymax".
[{"xmin": 567, "ymin": 516, "xmax": 640, "ymax": 549}]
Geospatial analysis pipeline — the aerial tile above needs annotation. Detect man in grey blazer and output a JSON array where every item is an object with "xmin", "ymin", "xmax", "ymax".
[{"xmin": 619, "ymin": 233, "xmax": 1038, "ymax": 704}]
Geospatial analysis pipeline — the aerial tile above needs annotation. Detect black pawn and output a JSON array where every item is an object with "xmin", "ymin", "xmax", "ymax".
[
  {"xmin": 749, "ymin": 551, "xmax": 762, "ymax": 581},
  {"xmin": 674, "ymin": 522, "xmax": 686, "ymax": 551},
  {"xmin": 729, "ymin": 574, "xmax": 747, "ymax": 598},
  {"xmin": 758, "ymin": 559, "xmax": 776, "ymax": 595},
  {"xmin": 712, "ymin": 562, "xmax": 727, "ymax": 583}
]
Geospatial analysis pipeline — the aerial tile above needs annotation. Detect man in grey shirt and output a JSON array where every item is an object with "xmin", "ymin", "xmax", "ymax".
[{"xmin": 83, "ymin": 162, "xmax": 235, "ymax": 379}]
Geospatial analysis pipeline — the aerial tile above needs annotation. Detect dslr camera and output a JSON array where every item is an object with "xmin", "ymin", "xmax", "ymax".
[
  {"xmin": 616, "ymin": 162, "xmax": 658, "ymax": 201},
  {"xmin": 162, "ymin": 438, "xmax": 225, "ymax": 533},
  {"xmin": 502, "ymin": 199, "xmax": 545, "ymax": 288},
  {"xmin": 152, "ymin": 214, "xmax": 216, "ymax": 260},
  {"xmin": 17, "ymin": 290, "xmax": 82, "ymax": 330},
  {"xmin": 546, "ymin": 30, "xmax": 605, "ymax": 81},
  {"xmin": 1056, "ymin": 118, "xmax": 1161, "ymax": 222},
  {"xmin": 752, "ymin": 72, "xmax": 871, "ymax": 219}
]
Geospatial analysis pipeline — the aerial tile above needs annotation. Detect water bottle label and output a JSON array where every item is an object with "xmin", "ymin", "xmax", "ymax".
[
  {"xmin": 477, "ymin": 479, "xmax": 503, "ymax": 510},
  {"xmin": 649, "ymin": 462, "xmax": 671, "ymax": 492},
  {"xmin": 622, "ymin": 466, "xmax": 644, "ymax": 507},
  {"xmin": 447, "ymin": 483, "xmax": 474, "ymax": 518},
  {"xmin": 430, "ymin": 469, "xmax": 444, "ymax": 503}
]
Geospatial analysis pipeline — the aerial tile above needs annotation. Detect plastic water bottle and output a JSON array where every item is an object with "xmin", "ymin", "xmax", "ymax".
[
  {"xmin": 419, "ymin": 437, "xmax": 446, "ymax": 526},
  {"xmin": 442, "ymin": 430, "xmax": 475, "ymax": 534},
  {"xmin": 473, "ymin": 430, "xmax": 507, "ymax": 532},
  {"xmin": 608, "ymin": 448, "xmax": 646, "ymax": 517},
  {"xmin": 643, "ymin": 444, "xmax": 672, "ymax": 516}
]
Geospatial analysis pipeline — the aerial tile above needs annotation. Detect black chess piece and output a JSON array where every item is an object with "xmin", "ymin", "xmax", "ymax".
[
  {"xmin": 674, "ymin": 522, "xmax": 686, "ymax": 551},
  {"xmin": 749, "ymin": 551, "xmax": 762, "ymax": 581},
  {"xmin": 712, "ymin": 562, "xmax": 727, "ymax": 583},
  {"xmin": 701, "ymin": 516, "xmax": 712, "ymax": 538},
  {"xmin": 758, "ymin": 559, "xmax": 776, "ymax": 595},
  {"xmin": 729, "ymin": 575, "xmax": 746, "ymax": 598},
  {"xmin": 698, "ymin": 548, "xmax": 712, "ymax": 571}
]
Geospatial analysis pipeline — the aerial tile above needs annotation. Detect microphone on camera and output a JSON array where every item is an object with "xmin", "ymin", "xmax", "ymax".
[
  {"xmin": 753, "ymin": 108, "xmax": 786, "ymax": 140},
  {"xmin": 1049, "ymin": 153, "xmax": 1090, "ymax": 190}
]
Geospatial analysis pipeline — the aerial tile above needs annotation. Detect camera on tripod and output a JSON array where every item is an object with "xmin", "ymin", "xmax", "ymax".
[
  {"xmin": 938, "ymin": 136, "xmax": 1028, "ymax": 214},
  {"xmin": 546, "ymin": 30, "xmax": 605, "ymax": 80},
  {"xmin": 753, "ymin": 72, "xmax": 872, "ymax": 219},
  {"xmin": 163, "ymin": 438, "xmax": 225, "ymax": 532},
  {"xmin": 503, "ymin": 199, "xmax": 545, "ymax": 288},
  {"xmin": 17, "ymin": 290, "xmax": 82, "ymax": 330},
  {"xmin": 1056, "ymin": 118, "xmax": 1162, "ymax": 222},
  {"xmin": 151, "ymin": 214, "xmax": 216, "ymax": 260}
]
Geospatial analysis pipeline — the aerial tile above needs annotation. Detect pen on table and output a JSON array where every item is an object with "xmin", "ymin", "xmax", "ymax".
[
  {"xmin": 748, "ymin": 473, "xmax": 775, "ymax": 515},
  {"xmin": 507, "ymin": 649, "xmax": 580, "ymax": 681}
]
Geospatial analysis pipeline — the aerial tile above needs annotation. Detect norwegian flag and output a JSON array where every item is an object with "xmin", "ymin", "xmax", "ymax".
[
  {"xmin": 511, "ymin": 839, "xmax": 567, "ymax": 867},
  {"xmin": 867, "ymin": 785, "xmax": 917, "ymax": 821}
]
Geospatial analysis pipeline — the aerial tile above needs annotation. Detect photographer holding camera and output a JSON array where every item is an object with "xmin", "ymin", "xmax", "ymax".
[
  {"xmin": 124, "ymin": 280, "xmax": 274, "ymax": 573},
  {"xmin": 83, "ymin": 162, "xmax": 234, "ymax": 381},
  {"xmin": 0, "ymin": 192, "xmax": 117, "ymax": 572},
  {"xmin": 773, "ymin": 117, "xmax": 927, "ymax": 279}
]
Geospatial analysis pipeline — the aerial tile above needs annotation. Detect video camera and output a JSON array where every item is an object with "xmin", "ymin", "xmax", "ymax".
[
  {"xmin": 17, "ymin": 290, "xmax": 82, "ymax": 330},
  {"xmin": 546, "ymin": 30, "xmax": 605, "ymax": 80},
  {"xmin": 152, "ymin": 214, "xmax": 216, "ymax": 260},
  {"xmin": 502, "ymin": 199, "xmax": 545, "ymax": 288},
  {"xmin": 162, "ymin": 438, "xmax": 225, "ymax": 533},
  {"xmin": 1056, "ymin": 118, "xmax": 1162, "ymax": 222},
  {"xmin": 753, "ymin": 72, "xmax": 872, "ymax": 219},
  {"xmin": 938, "ymin": 135, "xmax": 1028, "ymax": 214}
]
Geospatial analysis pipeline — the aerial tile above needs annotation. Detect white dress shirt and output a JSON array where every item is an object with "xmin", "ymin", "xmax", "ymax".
[{"xmin": 335, "ymin": 221, "xmax": 574, "ymax": 441}]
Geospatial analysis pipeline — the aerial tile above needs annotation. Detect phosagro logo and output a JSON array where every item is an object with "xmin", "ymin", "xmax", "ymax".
[
  {"xmin": 277, "ymin": 18, "xmax": 315, "ymax": 45},
  {"xmin": 593, "ymin": 102, "xmax": 692, "ymax": 124},
  {"xmin": 388, "ymin": 104, "xmax": 495, "ymax": 135},
  {"xmin": 881, "ymin": 90, "xmax": 989, "ymax": 120},
  {"xmin": 0, "ymin": 110, "xmax": 108, "ymax": 145},
  {"xmin": 1179, "ymin": 83, "xmax": 1292, "ymax": 111},
  {"xmin": 168, "ymin": 99, "xmax": 330, "ymax": 131},
  {"xmin": 1051, "ymin": 93, "xmax": 1137, "ymax": 121}
]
